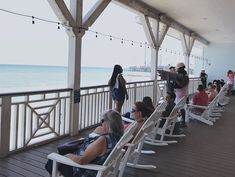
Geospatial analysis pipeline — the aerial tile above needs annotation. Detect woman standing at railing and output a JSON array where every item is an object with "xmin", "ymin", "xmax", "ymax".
[{"xmin": 109, "ymin": 64, "xmax": 129, "ymax": 113}]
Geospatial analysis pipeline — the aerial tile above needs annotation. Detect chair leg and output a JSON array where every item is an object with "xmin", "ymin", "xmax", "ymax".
[{"xmin": 52, "ymin": 160, "xmax": 59, "ymax": 177}]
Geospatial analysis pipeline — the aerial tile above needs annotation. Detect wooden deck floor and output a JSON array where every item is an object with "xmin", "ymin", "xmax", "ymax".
[{"xmin": 1, "ymin": 96, "xmax": 235, "ymax": 177}]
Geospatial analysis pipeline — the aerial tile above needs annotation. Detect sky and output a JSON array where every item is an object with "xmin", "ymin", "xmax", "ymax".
[
  {"xmin": 0, "ymin": 0, "xmax": 203, "ymax": 69},
  {"xmin": 0, "ymin": 0, "xmax": 150, "ymax": 67}
]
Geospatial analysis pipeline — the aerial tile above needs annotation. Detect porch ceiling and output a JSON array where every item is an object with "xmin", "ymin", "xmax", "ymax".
[{"xmin": 142, "ymin": 0, "xmax": 235, "ymax": 43}]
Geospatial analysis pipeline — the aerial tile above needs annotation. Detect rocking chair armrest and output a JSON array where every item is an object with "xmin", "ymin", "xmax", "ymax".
[
  {"xmin": 160, "ymin": 116, "xmax": 175, "ymax": 120},
  {"xmin": 48, "ymin": 153, "xmax": 106, "ymax": 171},
  {"xmin": 187, "ymin": 104, "xmax": 207, "ymax": 109},
  {"xmin": 160, "ymin": 116, "xmax": 168, "ymax": 120},
  {"xmin": 122, "ymin": 116, "xmax": 135, "ymax": 123}
]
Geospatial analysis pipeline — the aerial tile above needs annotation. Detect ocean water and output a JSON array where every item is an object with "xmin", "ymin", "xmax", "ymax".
[{"xmin": 0, "ymin": 64, "xmax": 151, "ymax": 93}]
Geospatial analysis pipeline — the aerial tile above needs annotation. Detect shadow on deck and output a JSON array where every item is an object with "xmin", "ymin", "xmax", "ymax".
[{"xmin": 1, "ymin": 97, "xmax": 235, "ymax": 177}]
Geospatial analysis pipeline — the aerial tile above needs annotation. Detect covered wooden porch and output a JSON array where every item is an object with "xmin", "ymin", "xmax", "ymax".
[{"xmin": 1, "ymin": 96, "xmax": 234, "ymax": 177}]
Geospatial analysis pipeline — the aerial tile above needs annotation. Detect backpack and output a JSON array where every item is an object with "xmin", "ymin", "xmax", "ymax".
[{"xmin": 174, "ymin": 74, "xmax": 189, "ymax": 88}]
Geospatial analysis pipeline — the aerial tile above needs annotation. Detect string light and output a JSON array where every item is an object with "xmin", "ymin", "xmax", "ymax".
[
  {"xmin": 0, "ymin": 8, "xmax": 209, "ymax": 62},
  {"xmin": 32, "ymin": 16, "xmax": 35, "ymax": 24},
  {"xmin": 57, "ymin": 22, "xmax": 60, "ymax": 29}
]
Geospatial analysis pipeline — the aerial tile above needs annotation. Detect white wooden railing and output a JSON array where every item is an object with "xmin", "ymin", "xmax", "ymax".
[
  {"xmin": 0, "ymin": 78, "xmax": 200, "ymax": 156},
  {"xmin": 0, "ymin": 89, "xmax": 72, "ymax": 156}
]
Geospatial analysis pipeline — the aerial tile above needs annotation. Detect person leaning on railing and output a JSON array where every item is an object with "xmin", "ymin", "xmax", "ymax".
[{"xmin": 45, "ymin": 110, "xmax": 124, "ymax": 177}]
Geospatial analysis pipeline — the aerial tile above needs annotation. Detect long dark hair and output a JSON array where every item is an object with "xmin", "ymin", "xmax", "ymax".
[
  {"xmin": 227, "ymin": 70, "xmax": 233, "ymax": 76},
  {"xmin": 135, "ymin": 102, "xmax": 148, "ymax": 118},
  {"xmin": 142, "ymin": 96, "xmax": 154, "ymax": 109},
  {"xmin": 108, "ymin": 65, "xmax": 123, "ymax": 87},
  {"xmin": 142, "ymin": 97, "xmax": 155, "ymax": 117}
]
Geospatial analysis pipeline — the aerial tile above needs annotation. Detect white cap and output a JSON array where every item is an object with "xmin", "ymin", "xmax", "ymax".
[{"xmin": 176, "ymin": 62, "xmax": 185, "ymax": 69}]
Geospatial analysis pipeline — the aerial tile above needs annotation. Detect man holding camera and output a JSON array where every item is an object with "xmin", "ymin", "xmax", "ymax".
[{"xmin": 157, "ymin": 62, "xmax": 189, "ymax": 127}]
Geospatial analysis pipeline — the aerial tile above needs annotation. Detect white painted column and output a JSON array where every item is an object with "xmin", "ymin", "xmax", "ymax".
[
  {"xmin": 0, "ymin": 96, "xmax": 11, "ymax": 157},
  {"xmin": 67, "ymin": 1, "xmax": 83, "ymax": 136},
  {"xmin": 68, "ymin": 34, "xmax": 82, "ymax": 135},
  {"xmin": 180, "ymin": 33, "xmax": 195, "ymax": 73},
  {"xmin": 140, "ymin": 14, "xmax": 169, "ymax": 104},
  {"xmin": 48, "ymin": 0, "xmax": 111, "ymax": 135}
]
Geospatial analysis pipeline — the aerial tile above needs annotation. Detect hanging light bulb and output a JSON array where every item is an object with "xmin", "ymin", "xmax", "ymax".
[
  {"xmin": 57, "ymin": 22, "xmax": 60, "ymax": 29},
  {"xmin": 32, "ymin": 16, "xmax": 35, "ymax": 24}
]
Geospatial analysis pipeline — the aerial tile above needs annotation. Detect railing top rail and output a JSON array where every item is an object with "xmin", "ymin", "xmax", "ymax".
[
  {"xmin": 0, "ymin": 88, "xmax": 73, "ymax": 97},
  {"xmin": 0, "ymin": 77, "xmax": 200, "ymax": 97},
  {"xmin": 80, "ymin": 80, "xmax": 155, "ymax": 90}
]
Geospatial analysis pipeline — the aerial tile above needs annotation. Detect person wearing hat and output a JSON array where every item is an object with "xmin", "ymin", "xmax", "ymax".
[
  {"xmin": 191, "ymin": 84, "xmax": 209, "ymax": 113},
  {"xmin": 169, "ymin": 66, "xmax": 176, "ymax": 72},
  {"xmin": 200, "ymin": 69, "xmax": 208, "ymax": 89},
  {"xmin": 174, "ymin": 62, "xmax": 189, "ymax": 127}
]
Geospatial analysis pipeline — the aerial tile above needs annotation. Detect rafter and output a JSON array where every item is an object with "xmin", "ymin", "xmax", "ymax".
[
  {"xmin": 47, "ymin": 0, "xmax": 75, "ymax": 26},
  {"xmin": 83, "ymin": 0, "xmax": 111, "ymax": 29}
]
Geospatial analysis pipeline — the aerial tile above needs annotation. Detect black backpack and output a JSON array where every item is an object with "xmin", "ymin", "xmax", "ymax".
[{"xmin": 174, "ymin": 74, "xmax": 189, "ymax": 89}]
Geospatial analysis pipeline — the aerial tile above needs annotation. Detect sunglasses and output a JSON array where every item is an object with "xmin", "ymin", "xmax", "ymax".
[{"xmin": 131, "ymin": 109, "xmax": 137, "ymax": 113}]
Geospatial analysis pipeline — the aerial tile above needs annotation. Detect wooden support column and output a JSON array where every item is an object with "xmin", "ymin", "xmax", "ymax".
[
  {"xmin": 48, "ymin": 0, "xmax": 111, "ymax": 135},
  {"xmin": 0, "ymin": 96, "xmax": 11, "ymax": 157},
  {"xmin": 180, "ymin": 33, "xmax": 195, "ymax": 73},
  {"xmin": 140, "ymin": 14, "xmax": 169, "ymax": 104}
]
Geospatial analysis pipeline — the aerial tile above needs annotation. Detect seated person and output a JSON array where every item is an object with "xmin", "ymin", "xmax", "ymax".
[
  {"xmin": 191, "ymin": 84, "xmax": 209, "ymax": 113},
  {"xmin": 220, "ymin": 79, "xmax": 225, "ymax": 87},
  {"xmin": 142, "ymin": 96, "xmax": 155, "ymax": 117},
  {"xmin": 129, "ymin": 101, "xmax": 149, "ymax": 136},
  {"xmin": 213, "ymin": 80, "xmax": 221, "ymax": 93},
  {"xmin": 208, "ymin": 82, "xmax": 212, "ymax": 88},
  {"xmin": 122, "ymin": 96, "xmax": 154, "ymax": 119},
  {"xmin": 159, "ymin": 92, "xmax": 176, "ymax": 128},
  {"xmin": 208, "ymin": 84, "xmax": 218, "ymax": 102},
  {"xmin": 45, "ymin": 110, "xmax": 124, "ymax": 177}
]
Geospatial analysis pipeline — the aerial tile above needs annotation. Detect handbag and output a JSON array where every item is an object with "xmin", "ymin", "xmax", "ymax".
[
  {"xmin": 57, "ymin": 135, "xmax": 101, "ymax": 155},
  {"xmin": 57, "ymin": 138, "xmax": 85, "ymax": 155}
]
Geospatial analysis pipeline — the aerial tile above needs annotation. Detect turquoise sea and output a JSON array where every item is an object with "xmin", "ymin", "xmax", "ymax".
[{"xmin": 0, "ymin": 64, "xmax": 151, "ymax": 93}]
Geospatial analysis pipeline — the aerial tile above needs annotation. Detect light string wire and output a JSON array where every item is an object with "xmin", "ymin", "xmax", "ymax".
[{"xmin": 0, "ymin": 8, "xmax": 210, "ymax": 64}]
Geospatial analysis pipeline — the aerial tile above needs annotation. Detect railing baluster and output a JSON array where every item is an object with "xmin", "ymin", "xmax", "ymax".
[{"xmin": 15, "ymin": 104, "xmax": 19, "ymax": 151}]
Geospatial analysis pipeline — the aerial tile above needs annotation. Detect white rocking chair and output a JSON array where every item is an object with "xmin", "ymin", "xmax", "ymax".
[
  {"xmin": 187, "ymin": 94, "xmax": 222, "ymax": 126},
  {"xmin": 154, "ymin": 96, "xmax": 187, "ymax": 144},
  {"xmin": 47, "ymin": 121, "xmax": 138, "ymax": 177},
  {"xmin": 118, "ymin": 105, "xmax": 165, "ymax": 177}
]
